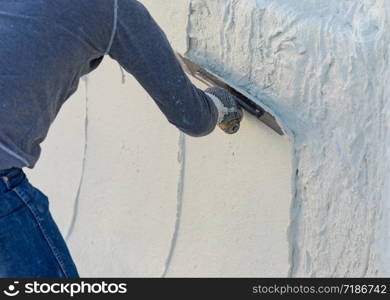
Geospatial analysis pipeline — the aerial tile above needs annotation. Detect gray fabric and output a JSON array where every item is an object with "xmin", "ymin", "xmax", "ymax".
[
  {"xmin": 205, "ymin": 87, "xmax": 243, "ymax": 125},
  {"xmin": 0, "ymin": 0, "xmax": 218, "ymax": 170}
]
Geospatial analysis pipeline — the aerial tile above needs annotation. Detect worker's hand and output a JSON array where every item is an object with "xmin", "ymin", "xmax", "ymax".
[{"xmin": 205, "ymin": 87, "xmax": 243, "ymax": 134}]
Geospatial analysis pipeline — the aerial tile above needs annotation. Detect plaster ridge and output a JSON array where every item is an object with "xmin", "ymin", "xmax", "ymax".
[
  {"xmin": 287, "ymin": 134, "xmax": 300, "ymax": 277},
  {"xmin": 160, "ymin": 0, "xmax": 193, "ymax": 276},
  {"xmin": 118, "ymin": 63, "xmax": 127, "ymax": 85},
  {"xmin": 65, "ymin": 76, "xmax": 90, "ymax": 241},
  {"xmin": 161, "ymin": 132, "xmax": 186, "ymax": 277},
  {"xmin": 184, "ymin": 0, "xmax": 192, "ymax": 56}
]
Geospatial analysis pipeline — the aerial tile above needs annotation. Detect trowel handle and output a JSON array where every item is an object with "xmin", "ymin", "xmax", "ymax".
[
  {"xmin": 176, "ymin": 53, "xmax": 284, "ymax": 135},
  {"xmin": 232, "ymin": 94, "xmax": 265, "ymax": 119}
]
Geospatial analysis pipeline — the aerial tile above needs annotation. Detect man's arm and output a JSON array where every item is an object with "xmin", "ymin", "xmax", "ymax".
[{"xmin": 108, "ymin": 0, "xmax": 219, "ymax": 137}]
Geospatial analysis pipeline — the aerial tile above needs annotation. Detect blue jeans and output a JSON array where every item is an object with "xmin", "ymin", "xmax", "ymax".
[{"xmin": 0, "ymin": 167, "xmax": 79, "ymax": 277}]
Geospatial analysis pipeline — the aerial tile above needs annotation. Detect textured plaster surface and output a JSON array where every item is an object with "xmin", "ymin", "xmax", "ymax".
[
  {"xmin": 26, "ymin": 0, "xmax": 390, "ymax": 277},
  {"xmin": 185, "ymin": 0, "xmax": 390, "ymax": 276}
]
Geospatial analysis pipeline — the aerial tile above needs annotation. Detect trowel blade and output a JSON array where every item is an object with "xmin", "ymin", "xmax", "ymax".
[{"xmin": 176, "ymin": 53, "xmax": 284, "ymax": 136}]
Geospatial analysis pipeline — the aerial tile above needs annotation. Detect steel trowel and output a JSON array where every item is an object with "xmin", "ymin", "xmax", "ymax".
[{"xmin": 176, "ymin": 53, "xmax": 284, "ymax": 136}]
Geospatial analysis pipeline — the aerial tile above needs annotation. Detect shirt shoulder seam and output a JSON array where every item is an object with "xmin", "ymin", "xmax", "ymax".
[{"xmin": 104, "ymin": 0, "xmax": 119, "ymax": 55}]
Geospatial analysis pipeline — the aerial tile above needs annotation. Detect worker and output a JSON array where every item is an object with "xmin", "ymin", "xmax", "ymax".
[{"xmin": 0, "ymin": 0, "xmax": 243, "ymax": 277}]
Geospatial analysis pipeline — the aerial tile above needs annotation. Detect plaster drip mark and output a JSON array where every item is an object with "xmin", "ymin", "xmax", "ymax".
[
  {"xmin": 161, "ymin": 132, "xmax": 186, "ymax": 278},
  {"xmin": 118, "ymin": 63, "xmax": 126, "ymax": 84},
  {"xmin": 65, "ymin": 76, "xmax": 90, "ymax": 241}
]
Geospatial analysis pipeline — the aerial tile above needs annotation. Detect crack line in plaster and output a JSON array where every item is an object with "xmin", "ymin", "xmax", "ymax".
[
  {"xmin": 65, "ymin": 76, "xmax": 90, "ymax": 241},
  {"xmin": 161, "ymin": 132, "xmax": 186, "ymax": 278}
]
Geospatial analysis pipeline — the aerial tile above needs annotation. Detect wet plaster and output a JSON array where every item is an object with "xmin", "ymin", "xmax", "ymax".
[{"xmin": 185, "ymin": 0, "xmax": 390, "ymax": 276}]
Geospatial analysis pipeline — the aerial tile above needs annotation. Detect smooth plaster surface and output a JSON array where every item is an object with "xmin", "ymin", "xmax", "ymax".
[{"xmin": 26, "ymin": 0, "xmax": 390, "ymax": 277}]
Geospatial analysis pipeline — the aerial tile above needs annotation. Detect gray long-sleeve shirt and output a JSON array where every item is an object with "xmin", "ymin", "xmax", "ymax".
[{"xmin": 0, "ymin": 0, "xmax": 218, "ymax": 170}]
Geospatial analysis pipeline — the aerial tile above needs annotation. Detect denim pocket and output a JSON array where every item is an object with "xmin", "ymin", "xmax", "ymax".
[
  {"xmin": 0, "ymin": 177, "xmax": 72, "ymax": 278},
  {"xmin": 11, "ymin": 178, "xmax": 50, "ymax": 220},
  {"xmin": 0, "ymin": 189, "xmax": 25, "ymax": 220}
]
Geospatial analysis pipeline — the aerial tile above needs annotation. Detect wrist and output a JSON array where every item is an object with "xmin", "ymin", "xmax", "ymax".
[{"xmin": 206, "ymin": 92, "xmax": 226, "ymax": 124}]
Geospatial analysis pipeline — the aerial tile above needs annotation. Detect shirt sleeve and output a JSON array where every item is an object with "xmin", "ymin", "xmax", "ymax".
[{"xmin": 107, "ymin": 0, "xmax": 218, "ymax": 137}]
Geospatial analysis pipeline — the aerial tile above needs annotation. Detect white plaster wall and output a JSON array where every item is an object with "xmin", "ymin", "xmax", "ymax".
[
  {"xmin": 25, "ymin": 0, "xmax": 293, "ymax": 277},
  {"xmin": 25, "ymin": 0, "xmax": 389, "ymax": 278},
  {"xmin": 182, "ymin": 0, "xmax": 390, "ymax": 277}
]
